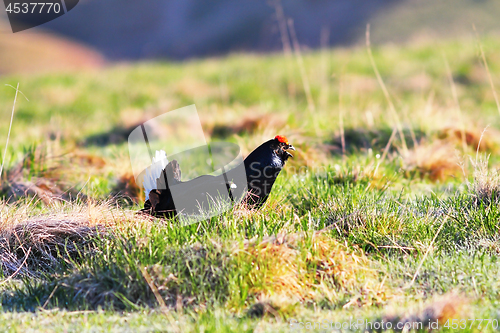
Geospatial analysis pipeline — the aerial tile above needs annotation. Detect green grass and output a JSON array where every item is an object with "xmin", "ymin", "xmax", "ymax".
[{"xmin": 2, "ymin": 36, "xmax": 500, "ymax": 331}]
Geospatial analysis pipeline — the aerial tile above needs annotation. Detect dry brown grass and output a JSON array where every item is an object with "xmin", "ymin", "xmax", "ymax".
[
  {"xmin": 0, "ymin": 144, "xmax": 115, "ymax": 204},
  {"xmin": 205, "ymin": 112, "xmax": 287, "ymax": 141},
  {"xmin": 112, "ymin": 172, "xmax": 144, "ymax": 204},
  {"xmin": 68, "ymin": 151, "xmax": 107, "ymax": 169},
  {"xmin": 468, "ymin": 156, "xmax": 500, "ymax": 205},
  {"xmin": 403, "ymin": 140, "xmax": 462, "ymax": 181},
  {"xmin": 0, "ymin": 200, "xmax": 148, "ymax": 277},
  {"xmin": 0, "ymin": 217, "xmax": 101, "ymax": 276},
  {"xmin": 0, "ymin": 146, "xmax": 74, "ymax": 204},
  {"xmin": 438, "ymin": 126, "xmax": 499, "ymax": 152}
]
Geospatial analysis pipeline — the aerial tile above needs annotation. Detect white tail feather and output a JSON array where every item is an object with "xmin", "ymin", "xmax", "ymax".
[{"xmin": 143, "ymin": 150, "xmax": 168, "ymax": 200}]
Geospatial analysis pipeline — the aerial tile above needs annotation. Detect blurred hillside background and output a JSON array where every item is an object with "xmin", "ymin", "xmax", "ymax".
[{"xmin": 1, "ymin": 0, "xmax": 500, "ymax": 74}]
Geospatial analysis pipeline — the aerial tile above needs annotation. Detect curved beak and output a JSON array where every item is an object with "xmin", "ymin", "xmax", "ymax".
[{"xmin": 285, "ymin": 144, "xmax": 295, "ymax": 158}]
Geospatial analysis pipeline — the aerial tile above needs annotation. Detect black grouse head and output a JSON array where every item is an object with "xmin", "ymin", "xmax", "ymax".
[
  {"xmin": 241, "ymin": 135, "xmax": 295, "ymax": 208},
  {"xmin": 272, "ymin": 135, "xmax": 295, "ymax": 162},
  {"xmin": 243, "ymin": 135, "xmax": 296, "ymax": 174}
]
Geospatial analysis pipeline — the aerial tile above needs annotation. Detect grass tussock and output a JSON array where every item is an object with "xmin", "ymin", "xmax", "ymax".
[
  {"xmin": 111, "ymin": 172, "xmax": 144, "ymax": 204},
  {"xmin": 232, "ymin": 233, "xmax": 390, "ymax": 312},
  {"xmin": 0, "ymin": 201, "xmax": 141, "ymax": 277},
  {"xmin": 468, "ymin": 156, "xmax": 500, "ymax": 206},
  {"xmin": 0, "ymin": 145, "xmax": 80, "ymax": 204},
  {"xmin": 403, "ymin": 140, "xmax": 462, "ymax": 181},
  {"xmin": 0, "ymin": 218, "xmax": 101, "ymax": 276}
]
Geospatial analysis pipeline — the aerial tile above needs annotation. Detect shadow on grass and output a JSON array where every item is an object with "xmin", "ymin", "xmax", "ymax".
[
  {"xmin": 1, "ymin": 242, "xmax": 233, "ymax": 312},
  {"xmin": 82, "ymin": 124, "xmax": 137, "ymax": 147},
  {"xmin": 330, "ymin": 127, "xmax": 426, "ymax": 153}
]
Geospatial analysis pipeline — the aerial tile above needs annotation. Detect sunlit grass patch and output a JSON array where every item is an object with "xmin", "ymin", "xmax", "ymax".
[{"xmin": 231, "ymin": 232, "xmax": 391, "ymax": 315}]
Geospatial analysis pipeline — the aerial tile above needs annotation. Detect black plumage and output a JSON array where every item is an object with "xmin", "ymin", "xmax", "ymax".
[
  {"xmin": 140, "ymin": 135, "xmax": 295, "ymax": 218},
  {"xmin": 242, "ymin": 135, "xmax": 295, "ymax": 208}
]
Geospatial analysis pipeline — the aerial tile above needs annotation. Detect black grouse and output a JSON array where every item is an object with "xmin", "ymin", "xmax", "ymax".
[{"xmin": 139, "ymin": 135, "xmax": 295, "ymax": 218}]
